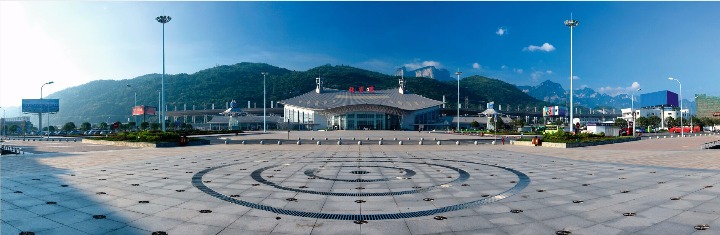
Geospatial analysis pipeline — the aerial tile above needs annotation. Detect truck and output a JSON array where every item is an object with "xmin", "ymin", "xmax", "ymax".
[{"xmin": 668, "ymin": 126, "xmax": 701, "ymax": 133}]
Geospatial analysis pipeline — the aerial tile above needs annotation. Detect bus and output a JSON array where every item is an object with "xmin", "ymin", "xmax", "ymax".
[{"xmin": 543, "ymin": 125, "xmax": 560, "ymax": 134}]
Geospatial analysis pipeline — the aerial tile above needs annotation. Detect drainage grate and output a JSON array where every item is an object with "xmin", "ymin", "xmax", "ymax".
[
  {"xmin": 556, "ymin": 230, "xmax": 572, "ymax": 235},
  {"xmin": 481, "ymin": 194, "xmax": 490, "ymax": 197},
  {"xmin": 46, "ymin": 202, "xmax": 57, "ymax": 205},
  {"xmin": 299, "ymin": 186, "xmax": 308, "ymax": 188},
  {"xmin": 670, "ymin": 197, "xmax": 681, "ymax": 200},
  {"xmin": 19, "ymin": 232, "xmax": 35, "ymax": 235},
  {"xmin": 536, "ymin": 190, "xmax": 545, "ymax": 192},
  {"xmin": 621, "ymin": 190, "xmax": 630, "ymax": 193},
  {"xmin": 623, "ymin": 212, "xmax": 636, "ymax": 216},
  {"xmin": 14, "ymin": 191, "xmax": 23, "ymax": 194},
  {"xmin": 176, "ymin": 190, "xmax": 185, "ymax": 192},
  {"xmin": 582, "ymin": 184, "xmax": 590, "ymax": 186},
  {"xmin": 96, "ymin": 192, "xmax": 106, "ymax": 195},
  {"xmin": 355, "ymin": 200, "xmax": 366, "ymax": 203},
  {"xmin": 131, "ymin": 184, "xmax": 139, "ymax": 186},
  {"xmin": 510, "ymin": 209, "xmax": 523, "ymax": 213},
  {"xmin": 695, "ymin": 224, "xmax": 710, "ymax": 230},
  {"xmin": 433, "ymin": 216, "xmax": 447, "ymax": 220},
  {"xmin": 152, "ymin": 232, "xmax": 168, "ymax": 235},
  {"xmin": 705, "ymin": 185, "xmax": 713, "ymax": 188},
  {"xmin": 355, "ymin": 187, "xmax": 365, "ymax": 190},
  {"xmin": 286, "ymin": 198, "xmax": 298, "ymax": 202},
  {"xmin": 93, "ymin": 215, "xmax": 106, "ymax": 219},
  {"xmin": 354, "ymin": 220, "xmax": 368, "ymax": 224},
  {"xmin": 572, "ymin": 200, "xmax": 584, "ymax": 204},
  {"xmin": 138, "ymin": 201, "xmax": 149, "ymax": 204},
  {"xmin": 199, "ymin": 210, "xmax": 212, "ymax": 213},
  {"xmin": 423, "ymin": 198, "xmax": 434, "ymax": 202},
  {"xmin": 60, "ymin": 185, "xmax": 68, "ymax": 187},
  {"xmin": 230, "ymin": 195, "xmax": 240, "ymax": 197}
]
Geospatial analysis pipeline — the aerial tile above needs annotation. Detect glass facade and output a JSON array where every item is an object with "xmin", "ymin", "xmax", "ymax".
[{"xmin": 330, "ymin": 112, "xmax": 400, "ymax": 130}]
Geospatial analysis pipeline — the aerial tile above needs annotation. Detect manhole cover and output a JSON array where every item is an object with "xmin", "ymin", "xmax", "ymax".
[
  {"xmin": 556, "ymin": 230, "xmax": 572, "ymax": 235},
  {"xmin": 355, "ymin": 187, "xmax": 365, "ymax": 190},
  {"xmin": 670, "ymin": 197, "xmax": 681, "ymax": 200},
  {"xmin": 131, "ymin": 184, "xmax": 139, "ymax": 186},
  {"xmin": 461, "ymin": 184, "xmax": 469, "ymax": 186},
  {"xmin": 353, "ymin": 220, "xmax": 368, "ymax": 224},
  {"xmin": 537, "ymin": 189, "xmax": 546, "ymax": 192},
  {"xmin": 623, "ymin": 212, "xmax": 636, "ymax": 216},
  {"xmin": 510, "ymin": 209, "xmax": 523, "ymax": 213},
  {"xmin": 286, "ymin": 198, "xmax": 298, "ymax": 202},
  {"xmin": 355, "ymin": 200, "xmax": 366, "ymax": 203},
  {"xmin": 276, "ymin": 217, "xmax": 281, "ymax": 220},
  {"xmin": 423, "ymin": 198, "xmax": 434, "ymax": 201},
  {"xmin": 19, "ymin": 232, "xmax": 35, "ymax": 235},
  {"xmin": 412, "ymin": 186, "xmax": 422, "ymax": 189},
  {"xmin": 199, "ymin": 210, "xmax": 212, "ymax": 213},
  {"xmin": 705, "ymin": 185, "xmax": 713, "ymax": 188},
  {"xmin": 621, "ymin": 190, "xmax": 630, "ymax": 193},
  {"xmin": 572, "ymin": 200, "xmax": 584, "ymax": 203},
  {"xmin": 176, "ymin": 190, "xmax": 185, "ymax": 192},
  {"xmin": 99, "ymin": 179, "xmax": 106, "ymax": 181},
  {"xmin": 96, "ymin": 192, "xmax": 106, "ymax": 195},
  {"xmin": 138, "ymin": 201, "xmax": 149, "ymax": 204},
  {"xmin": 60, "ymin": 185, "xmax": 68, "ymax": 187},
  {"xmin": 299, "ymin": 186, "xmax": 308, "ymax": 188},
  {"xmin": 92, "ymin": 215, "xmax": 106, "ymax": 219},
  {"xmin": 152, "ymin": 231, "xmax": 168, "ymax": 235},
  {"xmin": 46, "ymin": 202, "xmax": 57, "ymax": 205},
  {"xmin": 351, "ymin": 170, "xmax": 370, "ymax": 175},
  {"xmin": 252, "ymin": 184, "xmax": 260, "ymax": 186},
  {"xmin": 695, "ymin": 224, "xmax": 710, "ymax": 230},
  {"xmin": 14, "ymin": 191, "xmax": 22, "ymax": 194},
  {"xmin": 433, "ymin": 216, "xmax": 447, "ymax": 220},
  {"xmin": 481, "ymin": 194, "xmax": 490, "ymax": 197},
  {"xmin": 230, "ymin": 195, "xmax": 240, "ymax": 198},
  {"xmin": 203, "ymin": 181, "xmax": 211, "ymax": 183}
]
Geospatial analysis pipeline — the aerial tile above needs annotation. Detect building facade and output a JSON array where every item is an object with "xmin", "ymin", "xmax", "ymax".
[
  {"xmin": 279, "ymin": 78, "xmax": 444, "ymax": 130},
  {"xmin": 696, "ymin": 94, "xmax": 720, "ymax": 119}
]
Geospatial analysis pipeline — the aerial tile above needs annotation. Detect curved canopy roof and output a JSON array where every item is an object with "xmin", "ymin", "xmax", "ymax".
[{"xmin": 279, "ymin": 88, "xmax": 443, "ymax": 111}]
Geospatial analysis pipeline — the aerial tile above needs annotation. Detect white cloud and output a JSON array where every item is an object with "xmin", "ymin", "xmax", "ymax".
[
  {"xmin": 472, "ymin": 62, "xmax": 481, "ymax": 69},
  {"xmin": 546, "ymin": 70, "xmax": 553, "ymax": 74},
  {"xmin": 501, "ymin": 65, "xmax": 508, "ymax": 69},
  {"xmin": 523, "ymin": 43, "xmax": 555, "ymax": 52},
  {"xmin": 531, "ymin": 71, "xmax": 544, "ymax": 81},
  {"xmin": 597, "ymin": 82, "xmax": 642, "ymax": 96},
  {"xmin": 514, "ymin": 68, "xmax": 524, "ymax": 74},
  {"xmin": 496, "ymin": 27, "xmax": 506, "ymax": 36},
  {"xmin": 403, "ymin": 60, "xmax": 442, "ymax": 70},
  {"xmin": 572, "ymin": 75, "xmax": 580, "ymax": 80}
]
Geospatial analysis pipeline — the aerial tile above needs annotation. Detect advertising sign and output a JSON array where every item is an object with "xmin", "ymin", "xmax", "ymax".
[
  {"xmin": 22, "ymin": 99, "xmax": 59, "ymax": 113},
  {"xmin": 487, "ymin": 102, "xmax": 494, "ymax": 109},
  {"xmin": 543, "ymin": 106, "xmax": 567, "ymax": 117},
  {"xmin": 132, "ymin": 106, "xmax": 157, "ymax": 116}
]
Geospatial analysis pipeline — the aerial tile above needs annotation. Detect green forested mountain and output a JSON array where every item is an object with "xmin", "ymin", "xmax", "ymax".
[{"xmin": 46, "ymin": 62, "xmax": 547, "ymax": 125}]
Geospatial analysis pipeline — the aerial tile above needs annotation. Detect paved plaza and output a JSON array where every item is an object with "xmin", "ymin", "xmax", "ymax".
[{"xmin": 1, "ymin": 131, "xmax": 720, "ymax": 234}]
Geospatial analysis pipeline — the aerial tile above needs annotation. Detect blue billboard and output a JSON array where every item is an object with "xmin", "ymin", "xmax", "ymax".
[
  {"xmin": 639, "ymin": 90, "xmax": 678, "ymax": 108},
  {"xmin": 22, "ymin": 99, "xmax": 60, "ymax": 113}
]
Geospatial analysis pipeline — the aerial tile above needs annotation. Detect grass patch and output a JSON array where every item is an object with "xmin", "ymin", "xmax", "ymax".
[
  {"xmin": 541, "ymin": 130, "xmax": 634, "ymax": 143},
  {"xmin": 88, "ymin": 131, "xmax": 181, "ymax": 143}
]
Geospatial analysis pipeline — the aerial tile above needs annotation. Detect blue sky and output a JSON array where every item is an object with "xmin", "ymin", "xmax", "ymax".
[{"xmin": 2, "ymin": 1, "xmax": 719, "ymax": 109}]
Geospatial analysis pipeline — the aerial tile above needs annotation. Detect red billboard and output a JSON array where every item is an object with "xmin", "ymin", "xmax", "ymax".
[{"xmin": 132, "ymin": 106, "xmax": 157, "ymax": 116}]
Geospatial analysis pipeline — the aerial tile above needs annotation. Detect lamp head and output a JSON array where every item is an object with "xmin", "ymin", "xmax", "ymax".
[
  {"xmin": 45, "ymin": 81, "xmax": 54, "ymax": 85},
  {"xmin": 126, "ymin": 84, "xmax": 131, "ymax": 87},
  {"xmin": 156, "ymin": 15, "xmax": 172, "ymax": 24},
  {"xmin": 637, "ymin": 88, "xmax": 642, "ymax": 91},
  {"xmin": 564, "ymin": 19, "xmax": 579, "ymax": 27},
  {"xmin": 668, "ymin": 77, "xmax": 674, "ymax": 81}
]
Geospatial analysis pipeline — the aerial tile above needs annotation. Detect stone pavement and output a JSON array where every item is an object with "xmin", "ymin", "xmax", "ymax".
[{"xmin": 1, "ymin": 131, "xmax": 719, "ymax": 234}]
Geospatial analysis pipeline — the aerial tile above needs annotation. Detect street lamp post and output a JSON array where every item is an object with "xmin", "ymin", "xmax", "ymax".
[
  {"xmin": 126, "ymin": 84, "xmax": 137, "ymax": 129},
  {"xmin": 564, "ymin": 16, "xmax": 579, "ymax": 133},
  {"xmin": 668, "ymin": 77, "xmax": 683, "ymax": 137},
  {"xmin": 631, "ymin": 88, "xmax": 642, "ymax": 137},
  {"xmin": 40, "ymin": 81, "xmax": 54, "ymax": 137},
  {"xmin": 156, "ymin": 15, "xmax": 171, "ymax": 132},
  {"xmin": 455, "ymin": 70, "xmax": 462, "ymax": 132},
  {"xmin": 261, "ymin": 72, "xmax": 268, "ymax": 133}
]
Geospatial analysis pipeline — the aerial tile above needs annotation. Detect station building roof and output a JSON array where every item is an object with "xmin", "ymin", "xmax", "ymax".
[{"xmin": 278, "ymin": 88, "xmax": 443, "ymax": 111}]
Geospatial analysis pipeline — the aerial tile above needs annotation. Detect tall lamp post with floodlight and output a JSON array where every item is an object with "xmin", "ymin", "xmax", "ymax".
[
  {"xmin": 126, "ymin": 84, "xmax": 137, "ymax": 129},
  {"xmin": 455, "ymin": 70, "xmax": 462, "ymax": 132},
  {"xmin": 40, "ymin": 81, "xmax": 54, "ymax": 136},
  {"xmin": 631, "ymin": 88, "xmax": 642, "ymax": 137},
  {"xmin": 261, "ymin": 72, "xmax": 268, "ymax": 133},
  {"xmin": 156, "ymin": 15, "xmax": 171, "ymax": 132},
  {"xmin": 668, "ymin": 77, "xmax": 683, "ymax": 137},
  {"xmin": 564, "ymin": 16, "xmax": 579, "ymax": 133}
]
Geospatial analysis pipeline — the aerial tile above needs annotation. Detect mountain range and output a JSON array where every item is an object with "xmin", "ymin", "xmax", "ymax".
[{"xmin": 40, "ymin": 63, "xmax": 546, "ymax": 125}]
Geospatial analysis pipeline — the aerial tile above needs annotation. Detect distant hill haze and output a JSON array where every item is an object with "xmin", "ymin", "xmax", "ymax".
[{"xmin": 43, "ymin": 62, "xmax": 548, "ymax": 125}]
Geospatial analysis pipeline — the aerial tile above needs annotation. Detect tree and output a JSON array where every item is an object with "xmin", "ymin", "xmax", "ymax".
[
  {"xmin": 140, "ymin": 122, "xmax": 150, "ymax": 130},
  {"xmin": 128, "ymin": 122, "xmax": 136, "ymax": 131},
  {"xmin": 150, "ymin": 123, "xmax": 160, "ymax": 130},
  {"xmin": 665, "ymin": 117, "xmax": 677, "ymax": 128},
  {"xmin": 470, "ymin": 121, "xmax": 480, "ymax": 129},
  {"xmin": 614, "ymin": 118, "xmax": 628, "ymax": 128},
  {"xmin": 99, "ymin": 122, "xmax": 108, "ymax": 130},
  {"xmin": 636, "ymin": 116, "xmax": 649, "ymax": 128},
  {"xmin": 80, "ymin": 122, "xmax": 92, "ymax": 131},
  {"xmin": 62, "ymin": 122, "xmax": 76, "ymax": 131},
  {"xmin": 9, "ymin": 124, "xmax": 20, "ymax": 135},
  {"xmin": 647, "ymin": 116, "xmax": 661, "ymax": 128}
]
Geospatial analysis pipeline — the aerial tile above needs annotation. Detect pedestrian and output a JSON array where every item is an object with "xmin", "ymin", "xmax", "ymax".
[{"xmin": 501, "ymin": 137, "xmax": 505, "ymax": 145}]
